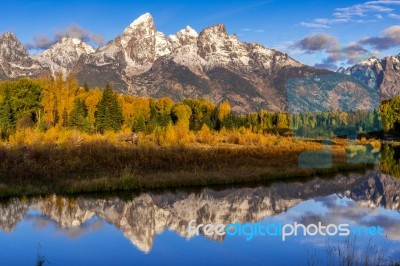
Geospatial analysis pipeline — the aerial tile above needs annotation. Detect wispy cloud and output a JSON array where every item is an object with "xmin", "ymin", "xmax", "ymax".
[
  {"xmin": 300, "ymin": 0, "xmax": 400, "ymax": 29},
  {"xmin": 299, "ymin": 22, "xmax": 331, "ymax": 29},
  {"xmin": 388, "ymin": 12, "xmax": 400, "ymax": 18},
  {"xmin": 241, "ymin": 28, "xmax": 265, "ymax": 33},
  {"xmin": 334, "ymin": 4, "xmax": 393, "ymax": 19},
  {"xmin": 26, "ymin": 24, "xmax": 104, "ymax": 50},
  {"xmin": 26, "ymin": 34, "xmax": 54, "ymax": 50},
  {"xmin": 365, "ymin": 0, "xmax": 400, "ymax": 5},
  {"xmin": 313, "ymin": 18, "xmax": 350, "ymax": 25}
]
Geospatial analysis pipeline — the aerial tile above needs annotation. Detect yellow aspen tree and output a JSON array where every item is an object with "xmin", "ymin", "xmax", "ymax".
[
  {"xmin": 198, "ymin": 123, "xmax": 212, "ymax": 144},
  {"xmin": 41, "ymin": 78, "xmax": 58, "ymax": 127},
  {"xmin": 131, "ymin": 97, "xmax": 151, "ymax": 121},
  {"xmin": 156, "ymin": 97, "xmax": 174, "ymax": 116},
  {"xmin": 218, "ymin": 101, "xmax": 231, "ymax": 121},
  {"xmin": 172, "ymin": 103, "xmax": 192, "ymax": 143},
  {"xmin": 119, "ymin": 95, "xmax": 135, "ymax": 127},
  {"xmin": 277, "ymin": 113, "xmax": 289, "ymax": 129},
  {"xmin": 162, "ymin": 122, "xmax": 176, "ymax": 146},
  {"xmin": 85, "ymin": 88, "xmax": 102, "ymax": 127}
]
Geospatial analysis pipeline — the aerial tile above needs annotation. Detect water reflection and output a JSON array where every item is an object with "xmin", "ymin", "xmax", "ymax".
[
  {"xmin": 380, "ymin": 144, "xmax": 400, "ymax": 178},
  {"xmin": 0, "ymin": 170, "xmax": 399, "ymax": 254}
]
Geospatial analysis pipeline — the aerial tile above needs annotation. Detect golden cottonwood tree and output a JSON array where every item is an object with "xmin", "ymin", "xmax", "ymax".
[
  {"xmin": 218, "ymin": 101, "xmax": 231, "ymax": 121},
  {"xmin": 84, "ymin": 88, "xmax": 102, "ymax": 127},
  {"xmin": 133, "ymin": 98, "xmax": 151, "ymax": 118},
  {"xmin": 41, "ymin": 79, "xmax": 58, "ymax": 127},
  {"xmin": 119, "ymin": 95, "xmax": 135, "ymax": 127},
  {"xmin": 172, "ymin": 103, "xmax": 192, "ymax": 143}
]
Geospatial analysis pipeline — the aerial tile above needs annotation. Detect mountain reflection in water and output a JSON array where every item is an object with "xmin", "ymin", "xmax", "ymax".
[{"xmin": 0, "ymin": 169, "xmax": 399, "ymax": 254}]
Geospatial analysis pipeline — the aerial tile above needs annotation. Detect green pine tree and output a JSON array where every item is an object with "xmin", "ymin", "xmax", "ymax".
[
  {"xmin": 70, "ymin": 98, "xmax": 88, "ymax": 130},
  {"xmin": 95, "ymin": 84, "xmax": 123, "ymax": 133},
  {"xmin": 83, "ymin": 82, "xmax": 90, "ymax": 92},
  {"xmin": 0, "ymin": 89, "xmax": 14, "ymax": 139}
]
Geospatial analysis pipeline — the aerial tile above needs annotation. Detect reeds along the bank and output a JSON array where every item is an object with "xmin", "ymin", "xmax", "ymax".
[
  {"xmin": 306, "ymin": 237, "xmax": 399, "ymax": 266},
  {"xmin": 0, "ymin": 129, "xmax": 373, "ymax": 197},
  {"xmin": 0, "ymin": 129, "xmax": 327, "ymax": 178}
]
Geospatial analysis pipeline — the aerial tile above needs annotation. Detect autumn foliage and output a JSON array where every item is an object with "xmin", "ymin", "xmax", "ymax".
[
  {"xmin": 0, "ymin": 76, "xmax": 297, "ymax": 147},
  {"xmin": 0, "ymin": 75, "xmax": 396, "ymax": 148}
]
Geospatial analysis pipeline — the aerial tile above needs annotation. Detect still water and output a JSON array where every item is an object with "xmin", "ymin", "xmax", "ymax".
[{"xmin": 0, "ymin": 169, "xmax": 399, "ymax": 265}]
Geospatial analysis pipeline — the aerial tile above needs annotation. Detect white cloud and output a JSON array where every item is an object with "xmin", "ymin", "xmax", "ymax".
[
  {"xmin": 26, "ymin": 24, "xmax": 104, "ymax": 50},
  {"xmin": 388, "ymin": 13, "xmax": 400, "ymax": 18},
  {"xmin": 240, "ymin": 28, "xmax": 265, "ymax": 33},
  {"xmin": 365, "ymin": 0, "xmax": 400, "ymax": 5},
  {"xmin": 300, "ymin": 0, "xmax": 400, "ymax": 29},
  {"xmin": 300, "ymin": 22, "xmax": 331, "ymax": 29}
]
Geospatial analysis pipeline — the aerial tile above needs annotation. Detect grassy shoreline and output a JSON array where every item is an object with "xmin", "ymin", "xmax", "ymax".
[{"xmin": 0, "ymin": 138, "xmax": 373, "ymax": 198}]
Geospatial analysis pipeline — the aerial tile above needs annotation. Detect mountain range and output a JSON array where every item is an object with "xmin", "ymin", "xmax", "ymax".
[{"xmin": 0, "ymin": 13, "xmax": 399, "ymax": 112}]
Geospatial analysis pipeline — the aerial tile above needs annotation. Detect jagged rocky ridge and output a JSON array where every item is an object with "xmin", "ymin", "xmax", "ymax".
[
  {"xmin": 33, "ymin": 37, "xmax": 95, "ymax": 77},
  {"xmin": 339, "ymin": 55, "xmax": 400, "ymax": 101},
  {"xmin": 0, "ymin": 32, "xmax": 50, "ymax": 79},
  {"xmin": 0, "ymin": 13, "xmax": 329, "ymax": 112},
  {"xmin": 0, "ymin": 170, "xmax": 399, "ymax": 252}
]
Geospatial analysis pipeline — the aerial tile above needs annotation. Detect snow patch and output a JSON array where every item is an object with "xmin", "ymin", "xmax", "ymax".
[{"xmin": 128, "ymin": 13, "xmax": 153, "ymax": 29}]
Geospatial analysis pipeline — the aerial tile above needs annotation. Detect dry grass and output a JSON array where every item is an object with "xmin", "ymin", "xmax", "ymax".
[
  {"xmin": 0, "ymin": 130, "xmax": 371, "ymax": 197},
  {"xmin": 0, "ymin": 127, "xmax": 374, "ymax": 197}
]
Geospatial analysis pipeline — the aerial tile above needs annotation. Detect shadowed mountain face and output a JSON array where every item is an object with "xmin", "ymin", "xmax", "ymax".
[
  {"xmin": 0, "ymin": 33, "xmax": 50, "ymax": 79},
  {"xmin": 0, "ymin": 170, "xmax": 399, "ymax": 253},
  {"xmin": 339, "ymin": 56, "xmax": 400, "ymax": 101},
  {"xmin": 0, "ymin": 13, "xmax": 329, "ymax": 113}
]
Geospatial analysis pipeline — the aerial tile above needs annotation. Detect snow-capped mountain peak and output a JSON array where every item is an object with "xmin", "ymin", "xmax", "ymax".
[
  {"xmin": 358, "ymin": 56, "xmax": 380, "ymax": 66},
  {"xmin": 34, "ymin": 37, "xmax": 95, "ymax": 76},
  {"xmin": 0, "ymin": 32, "xmax": 30, "ymax": 60},
  {"xmin": 168, "ymin": 26, "xmax": 198, "ymax": 49},
  {"xmin": 57, "ymin": 37, "xmax": 95, "ymax": 54},
  {"xmin": 116, "ymin": 13, "xmax": 159, "ymax": 75},
  {"xmin": 0, "ymin": 32, "xmax": 46, "ymax": 78},
  {"xmin": 155, "ymin": 31, "xmax": 170, "ymax": 57},
  {"xmin": 122, "ymin": 13, "xmax": 155, "ymax": 46},
  {"xmin": 126, "ymin": 12, "xmax": 153, "ymax": 30},
  {"xmin": 340, "ymin": 55, "xmax": 400, "ymax": 100}
]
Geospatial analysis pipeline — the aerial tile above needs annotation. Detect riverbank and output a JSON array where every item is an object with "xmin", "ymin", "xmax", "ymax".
[{"xmin": 0, "ymin": 137, "xmax": 375, "ymax": 198}]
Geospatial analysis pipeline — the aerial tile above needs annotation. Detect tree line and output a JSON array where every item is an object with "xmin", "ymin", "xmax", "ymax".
[{"xmin": 0, "ymin": 76, "xmax": 399, "ymax": 141}]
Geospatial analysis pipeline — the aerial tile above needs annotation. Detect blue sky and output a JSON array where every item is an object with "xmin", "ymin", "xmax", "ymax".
[{"xmin": 1, "ymin": 0, "xmax": 400, "ymax": 69}]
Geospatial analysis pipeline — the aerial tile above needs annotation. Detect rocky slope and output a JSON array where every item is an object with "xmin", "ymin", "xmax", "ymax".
[
  {"xmin": 339, "ymin": 55, "xmax": 400, "ymax": 100},
  {"xmin": 0, "ymin": 32, "xmax": 49, "ymax": 79},
  {"xmin": 125, "ymin": 21, "xmax": 329, "ymax": 112},
  {"xmin": 33, "ymin": 37, "xmax": 95, "ymax": 77},
  {"xmin": 72, "ymin": 13, "xmax": 329, "ymax": 112}
]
